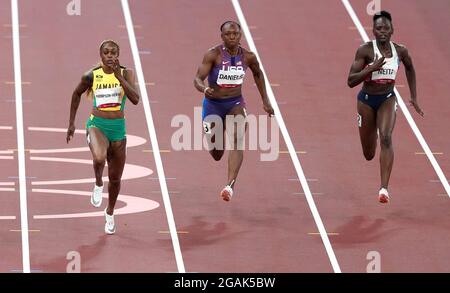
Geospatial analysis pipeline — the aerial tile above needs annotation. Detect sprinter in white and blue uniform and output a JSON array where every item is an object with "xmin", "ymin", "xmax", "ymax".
[
  {"xmin": 347, "ymin": 11, "xmax": 424, "ymax": 204},
  {"xmin": 194, "ymin": 21, "xmax": 274, "ymax": 202}
]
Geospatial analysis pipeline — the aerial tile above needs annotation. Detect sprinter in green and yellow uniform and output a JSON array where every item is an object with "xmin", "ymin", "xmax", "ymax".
[{"xmin": 67, "ymin": 40, "xmax": 140, "ymax": 234}]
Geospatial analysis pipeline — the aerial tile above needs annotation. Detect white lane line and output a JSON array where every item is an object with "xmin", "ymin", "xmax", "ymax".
[
  {"xmin": 0, "ymin": 150, "xmax": 14, "ymax": 154},
  {"xmin": 11, "ymin": 0, "xmax": 31, "ymax": 274},
  {"xmin": 0, "ymin": 182, "xmax": 15, "ymax": 186},
  {"xmin": 0, "ymin": 126, "xmax": 14, "ymax": 130},
  {"xmin": 120, "ymin": 0, "xmax": 185, "ymax": 273},
  {"xmin": 289, "ymin": 178, "xmax": 319, "ymax": 182},
  {"xmin": 231, "ymin": 0, "xmax": 341, "ymax": 273},
  {"xmin": 341, "ymin": 0, "xmax": 450, "ymax": 197},
  {"xmin": 0, "ymin": 155, "xmax": 14, "ymax": 159},
  {"xmin": 0, "ymin": 216, "xmax": 17, "ymax": 220}
]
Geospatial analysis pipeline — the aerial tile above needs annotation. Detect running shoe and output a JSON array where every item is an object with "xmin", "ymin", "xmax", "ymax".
[
  {"xmin": 378, "ymin": 188, "xmax": 389, "ymax": 204},
  {"xmin": 104, "ymin": 208, "xmax": 116, "ymax": 235},
  {"xmin": 220, "ymin": 185, "xmax": 233, "ymax": 202},
  {"xmin": 91, "ymin": 185, "xmax": 103, "ymax": 207}
]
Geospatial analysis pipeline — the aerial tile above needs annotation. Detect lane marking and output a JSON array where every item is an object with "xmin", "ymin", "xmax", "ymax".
[
  {"xmin": 279, "ymin": 150, "xmax": 306, "ymax": 154},
  {"xmin": 5, "ymin": 148, "xmax": 30, "ymax": 152},
  {"xmin": 253, "ymin": 83, "xmax": 280, "ymax": 87},
  {"xmin": 415, "ymin": 152, "xmax": 443, "ymax": 155},
  {"xmin": 120, "ymin": 35, "xmax": 144, "ymax": 40},
  {"xmin": 3, "ymin": 23, "xmax": 26, "ymax": 27},
  {"xmin": 158, "ymin": 231, "xmax": 189, "ymax": 234},
  {"xmin": 430, "ymin": 179, "xmax": 450, "ymax": 183},
  {"xmin": 11, "ymin": 0, "xmax": 30, "ymax": 273},
  {"xmin": 0, "ymin": 216, "xmax": 16, "ymax": 220},
  {"xmin": 288, "ymin": 178, "xmax": 319, "ymax": 182},
  {"xmin": 0, "ymin": 155, "xmax": 14, "ymax": 159},
  {"xmin": 0, "ymin": 150, "xmax": 14, "ymax": 154},
  {"xmin": 27, "ymin": 127, "xmax": 146, "ymax": 153},
  {"xmin": 32, "ymin": 188, "xmax": 159, "ymax": 219},
  {"xmin": 348, "ymin": 25, "xmax": 370, "ymax": 30},
  {"xmin": 4, "ymin": 98, "xmax": 32, "ymax": 103},
  {"xmin": 232, "ymin": 0, "xmax": 341, "ymax": 273},
  {"xmin": 0, "ymin": 182, "xmax": 15, "ymax": 186},
  {"xmin": 4, "ymin": 81, "xmax": 31, "ymax": 85},
  {"xmin": 142, "ymin": 149, "xmax": 171, "ymax": 153},
  {"xmin": 0, "ymin": 126, "xmax": 13, "ymax": 130},
  {"xmin": 10, "ymin": 269, "xmax": 42, "ymax": 273},
  {"xmin": 29, "ymin": 156, "xmax": 152, "ymax": 185},
  {"xmin": 341, "ymin": 0, "xmax": 450, "ymax": 198},
  {"xmin": 308, "ymin": 232, "xmax": 339, "ymax": 236},
  {"xmin": 294, "ymin": 192, "xmax": 324, "ymax": 196},
  {"xmin": 10, "ymin": 229, "xmax": 40, "ymax": 232},
  {"xmin": 152, "ymin": 191, "xmax": 180, "ymax": 194},
  {"xmin": 118, "ymin": 24, "xmax": 141, "ymax": 29},
  {"xmin": 121, "ymin": 0, "xmax": 185, "ymax": 273}
]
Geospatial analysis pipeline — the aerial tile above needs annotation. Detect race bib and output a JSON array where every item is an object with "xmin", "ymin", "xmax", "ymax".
[
  {"xmin": 203, "ymin": 121, "xmax": 212, "ymax": 134},
  {"xmin": 94, "ymin": 87, "xmax": 122, "ymax": 107},
  {"xmin": 216, "ymin": 65, "xmax": 245, "ymax": 88}
]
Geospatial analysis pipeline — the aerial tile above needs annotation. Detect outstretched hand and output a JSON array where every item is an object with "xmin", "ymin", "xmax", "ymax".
[{"xmin": 409, "ymin": 99, "xmax": 424, "ymax": 117}]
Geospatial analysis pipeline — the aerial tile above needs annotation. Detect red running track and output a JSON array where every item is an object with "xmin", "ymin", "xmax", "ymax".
[{"xmin": 0, "ymin": 0, "xmax": 449, "ymax": 272}]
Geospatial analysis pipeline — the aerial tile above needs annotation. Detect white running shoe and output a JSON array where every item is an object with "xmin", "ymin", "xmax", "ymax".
[
  {"xmin": 378, "ymin": 188, "xmax": 390, "ymax": 204},
  {"xmin": 104, "ymin": 208, "xmax": 116, "ymax": 235},
  {"xmin": 220, "ymin": 185, "xmax": 233, "ymax": 202},
  {"xmin": 91, "ymin": 185, "xmax": 103, "ymax": 208}
]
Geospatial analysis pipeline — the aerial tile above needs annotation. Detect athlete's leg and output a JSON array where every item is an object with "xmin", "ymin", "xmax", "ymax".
[
  {"xmin": 376, "ymin": 97, "xmax": 396, "ymax": 189},
  {"xmin": 357, "ymin": 101, "xmax": 377, "ymax": 161},
  {"xmin": 225, "ymin": 105, "xmax": 247, "ymax": 188},
  {"xmin": 205, "ymin": 121, "xmax": 226, "ymax": 161},
  {"xmin": 87, "ymin": 127, "xmax": 109, "ymax": 187},
  {"xmin": 105, "ymin": 138, "xmax": 127, "ymax": 215}
]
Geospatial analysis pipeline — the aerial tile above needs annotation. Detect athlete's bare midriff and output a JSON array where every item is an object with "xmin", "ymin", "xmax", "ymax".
[
  {"xmin": 91, "ymin": 108, "xmax": 124, "ymax": 119},
  {"xmin": 206, "ymin": 85, "xmax": 242, "ymax": 99},
  {"xmin": 362, "ymin": 81, "xmax": 395, "ymax": 95}
]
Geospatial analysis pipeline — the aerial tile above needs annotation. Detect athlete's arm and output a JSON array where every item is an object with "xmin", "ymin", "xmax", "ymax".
[
  {"xmin": 347, "ymin": 44, "xmax": 385, "ymax": 88},
  {"xmin": 112, "ymin": 60, "xmax": 140, "ymax": 105},
  {"xmin": 398, "ymin": 45, "xmax": 423, "ymax": 116},
  {"xmin": 247, "ymin": 52, "xmax": 274, "ymax": 116},
  {"xmin": 67, "ymin": 71, "xmax": 92, "ymax": 143},
  {"xmin": 194, "ymin": 49, "xmax": 216, "ymax": 96}
]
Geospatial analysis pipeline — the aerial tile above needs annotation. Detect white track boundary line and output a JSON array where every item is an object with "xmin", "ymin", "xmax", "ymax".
[
  {"xmin": 120, "ymin": 0, "xmax": 185, "ymax": 273},
  {"xmin": 231, "ymin": 0, "xmax": 341, "ymax": 273},
  {"xmin": 341, "ymin": 0, "xmax": 450, "ymax": 197},
  {"xmin": 11, "ymin": 0, "xmax": 31, "ymax": 273}
]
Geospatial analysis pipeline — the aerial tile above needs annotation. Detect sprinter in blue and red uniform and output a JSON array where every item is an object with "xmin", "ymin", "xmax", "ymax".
[
  {"xmin": 347, "ymin": 11, "xmax": 423, "ymax": 203},
  {"xmin": 194, "ymin": 21, "xmax": 274, "ymax": 202}
]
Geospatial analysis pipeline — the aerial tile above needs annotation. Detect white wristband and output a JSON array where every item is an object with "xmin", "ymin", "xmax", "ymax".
[{"xmin": 203, "ymin": 87, "xmax": 209, "ymax": 94}]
